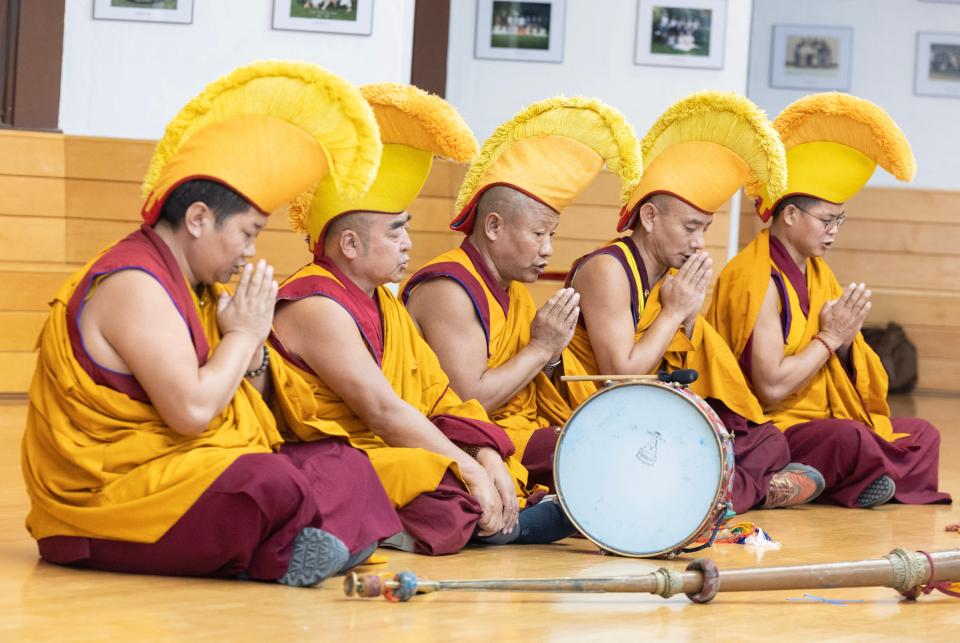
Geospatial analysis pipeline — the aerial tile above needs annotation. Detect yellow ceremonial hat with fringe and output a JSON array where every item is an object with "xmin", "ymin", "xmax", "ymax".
[
  {"xmin": 755, "ymin": 92, "xmax": 916, "ymax": 221},
  {"xmin": 141, "ymin": 60, "xmax": 381, "ymax": 225},
  {"xmin": 450, "ymin": 96, "xmax": 642, "ymax": 234},
  {"xmin": 618, "ymin": 91, "xmax": 786, "ymax": 232},
  {"xmin": 290, "ymin": 82, "xmax": 478, "ymax": 251}
]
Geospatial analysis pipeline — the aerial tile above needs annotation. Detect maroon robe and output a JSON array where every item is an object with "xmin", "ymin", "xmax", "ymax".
[
  {"xmin": 271, "ymin": 257, "xmax": 540, "ymax": 555},
  {"xmin": 401, "ymin": 240, "xmax": 560, "ymax": 489},
  {"xmin": 756, "ymin": 235, "xmax": 951, "ymax": 507},
  {"xmin": 39, "ymin": 225, "xmax": 401, "ymax": 579}
]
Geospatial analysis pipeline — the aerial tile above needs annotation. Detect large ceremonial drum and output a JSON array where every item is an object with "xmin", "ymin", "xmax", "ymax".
[{"xmin": 554, "ymin": 380, "xmax": 735, "ymax": 558}]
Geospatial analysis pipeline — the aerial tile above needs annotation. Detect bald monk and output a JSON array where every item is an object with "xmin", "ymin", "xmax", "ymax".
[
  {"xmin": 709, "ymin": 93, "xmax": 950, "ymax": 508},
  {"xmin": 403, "ymin": 97, "xmax": 642, "ymax": 488},
  {"xmin": 270, "ymin": 84, "xmax": 573, "ymax": 555},
  {"xmin": 566, "ymin": 92, "xmax": 824, "ymax": 513},
  {"xmin": 20, "ymin": 63, "xmax": 401, "ymax": 586}
]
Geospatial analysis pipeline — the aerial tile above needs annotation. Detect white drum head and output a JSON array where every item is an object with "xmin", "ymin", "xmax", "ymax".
[{"xmin": 554, "ymin": 382, "xmax": 723, "ymax": 557}]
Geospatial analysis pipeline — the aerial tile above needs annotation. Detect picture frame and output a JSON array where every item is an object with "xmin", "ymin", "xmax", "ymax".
[
  {"xmin": 272, "ymin": 0, "xmax": 374, "ymax": 36},
  {"xmin": 769, "ymin": 24, "xmax": 853, "ymax": 91},
  {"xmin": 92, "ymin": 0, "xmax": 194, "ymax": 24},
  {"xmin": 633, "ymin": 0, "xmax": 727, "ymax": 70},
  {"xmin": 915, "ymin": 32, "xmax": 960, "ymax": 98},
  {"xmin": 474, "ymin": 0, "xmax": 566, "ymax": 63}
]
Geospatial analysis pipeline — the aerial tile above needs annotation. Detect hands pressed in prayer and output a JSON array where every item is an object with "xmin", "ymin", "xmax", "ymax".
[
  {"xmin": 661, "ymin": 251, "xmax": 712, "ymax": 333},
  {"xmin": 530, "ymin": 287, "xmax": 580, "ymax": 362},
  {"xmin": 477, "ymin": 447, "xmax": 521, "ymax": 534},
  {"xmin": 819, "ymin": 282, "xmax": 872, "ymax": 351},
  {"xmin": 217, "ymin": 259, "xmax": 279, "ymax": 344}
]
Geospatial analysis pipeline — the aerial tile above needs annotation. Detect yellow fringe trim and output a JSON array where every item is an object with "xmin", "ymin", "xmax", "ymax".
[
  {"xmin": 142, "ymin": 60, "xmax": 381, "ymax": 201},
  {"xmin": 774, "ymin": 92, "xmax": 915, "ymax": 182},
  {"xmin": 455, "ymin": 96, "xmax": 642, "ymax": 212},
  {"xmin": 360, "ymin": 83, "xmax": 477, "ymax": 162},
  {"xmin": 641, "ymin": 90, "xmax": 787, "ymax": 202},
  {"xmin": 288, "ymin": 185, "xmax": 315, "ymax": 235}
]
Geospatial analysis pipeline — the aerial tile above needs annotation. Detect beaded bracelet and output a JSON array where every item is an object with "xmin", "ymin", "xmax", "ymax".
[
  {"xmin": 245, "ymin": 345, "xmax": 270, "ymax": 378},
  {"xmin": 811, "ymin": 334, "xmax": 835, "ymax": 357},
  {"xmin": 461, "ymin": 444, "xmax": 481, "ymax": 459}
]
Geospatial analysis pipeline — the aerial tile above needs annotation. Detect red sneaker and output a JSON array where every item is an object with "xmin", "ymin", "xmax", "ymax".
[{"xmin": 763, "ymin": 463, "xmax": 826, "ymax": 509}]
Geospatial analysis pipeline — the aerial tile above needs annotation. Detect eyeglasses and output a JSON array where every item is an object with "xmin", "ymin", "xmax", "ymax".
[{"xmin": 795, "ymin": 205, "xmax": 846, "ymax": 232}]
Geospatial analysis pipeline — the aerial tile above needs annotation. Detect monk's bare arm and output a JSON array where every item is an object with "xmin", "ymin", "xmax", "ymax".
[
  {"xmin": 573, "ymin": 255, "xmax": 681, "ymax": 376},
  {"xmin": 84, "ymin": 269, "xmax": 268, "ymax": 435},
  {"xmin": 406, "ymin": 278, "xmax": 553, "ymax": 412},
  {"xmin": 751, "ymin": 278, "xmax": 830, "ymax": 405},
  {"xmin": 274, "ymin": 297, "xmax": 482, "ymax": 467},
  {"xmin": 274, "ymin": 296, "xmax": 508, "ymax": 533}
]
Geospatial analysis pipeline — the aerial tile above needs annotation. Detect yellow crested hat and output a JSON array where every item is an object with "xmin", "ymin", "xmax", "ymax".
[
  {"xmin": 755, "ymin": 92, "xmax": 916, "ymax": 221},
  {"xmin": 290, "ymin": 82, "xmax": 478, "ymax": 251},
  {"xmin": 141, "ymin": 61, "xmax": 381, "ymax": 224},
  {"xmin": 450, "ymin": 96, "xmax": 642, "ymax": 234},
  {"xmin": 618, "ymin": 91, "xmax": 786, "ymax": 232}
]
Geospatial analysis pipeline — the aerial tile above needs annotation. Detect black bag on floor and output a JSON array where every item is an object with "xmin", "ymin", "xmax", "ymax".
[{"xmin": 861, "ymin": 322, "xmax": 918, "ymax": 394}]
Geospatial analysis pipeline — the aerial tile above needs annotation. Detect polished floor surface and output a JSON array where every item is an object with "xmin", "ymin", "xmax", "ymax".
[{"xmin": 1, "ymin": 396, "xmax": 958, "ymax": 641}]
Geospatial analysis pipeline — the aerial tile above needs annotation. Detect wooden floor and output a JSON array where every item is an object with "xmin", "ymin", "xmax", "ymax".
[{"xmin": 1, "ymin": 397, "xmax": 958, "ymax": 642}]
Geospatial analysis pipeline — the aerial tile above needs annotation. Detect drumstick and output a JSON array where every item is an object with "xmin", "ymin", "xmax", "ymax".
[
  {"xmin": 561, "ymin": 369, "xmax": 699, "ymax": 385},
  {"xmin": 344, "ymin": 548, "xmax": 960, "ymax": 603},
  {"xmin": 560, "ymin": 375, "xmax": 659, "ymax": 382}
]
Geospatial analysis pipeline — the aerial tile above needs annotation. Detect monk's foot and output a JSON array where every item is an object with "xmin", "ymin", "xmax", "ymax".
[
  {"xmin": 856, "ymin": 475, "xmax": 896, "ymax": 508},
  {"xmin": 513, "ymin": 496, "xmax": 576, "ymax": 544},
  {"xmin": 763, "ymin": 463, "xmax": 825, "ymax": 509},
  {"xmin": 380, "ymin": 530, "xmax": 417, "ymax": 553},
  {"xmin": 278, "ymin": 527, "xmax": 349, "ymax": 587}
]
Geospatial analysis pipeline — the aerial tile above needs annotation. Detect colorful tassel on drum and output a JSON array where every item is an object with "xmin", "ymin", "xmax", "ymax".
[{"xmin": 696, "ymin": 521, "xmax": 780, "ymax": 548}]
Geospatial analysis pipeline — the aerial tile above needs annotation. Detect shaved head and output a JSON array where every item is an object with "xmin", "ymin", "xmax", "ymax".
[
  {"xmin": 475, "ymin": 185, "xmax": 556, "ymax": 230},
  {"xmin": 643, "ymin": 193, "xmax": 690, "ymax": 216},
  {"xmin": 323, "ymin": 211, "xmax": 372, "ymax": 255},
  {"xmin": 468, "ymin": 185, "xmax": 561, "ymax": 284}
]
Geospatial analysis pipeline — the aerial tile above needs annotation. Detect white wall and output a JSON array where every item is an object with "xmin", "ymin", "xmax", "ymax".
[
  {"xmin": 59, "ymin": 0, "xmax": 415, "ymax": 139},
  {"xmin": 446, "ymin": 0, "xmax": 755, "ymax": 142},
  {"xmin": 747, "ymin": 0, "xmax": 960, "ymax": 191}
]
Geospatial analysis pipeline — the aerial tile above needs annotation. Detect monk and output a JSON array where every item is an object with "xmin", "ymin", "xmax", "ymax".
[
  {"xmin": 270, "ymin": 84, "xmax": 573, "ymax": 555},
  {"xmin": 565, "ymin": 92, "xmax": 823, "ymax": 513},
  {"xmin": 709, "ymin": 92, "xmax": 951, "ymax": 508},
  {"xmin": 20, "ymin": 63, "xmax": 401, "ymax": 587},
  {"xmin": 403, "ymin": 97, "xmax": 642, "ymax": 488}
]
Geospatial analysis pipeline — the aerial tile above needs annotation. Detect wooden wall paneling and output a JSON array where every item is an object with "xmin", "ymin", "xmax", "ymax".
[
  {"xmin": 0, "ymin": 270, "xmax": 72, "ymax": 312},
  {"xmin": 0, "ymin": 215, "xmax": 65, "ymax": 263},
  {"xmin": 0, "ymin": 175, "xmax": 64, "ymax": 217},
  {"xmin": 64, "ymin": 218, "xmax": 130, "ymax": 263},
  {"xmin": 64, "ymin": 137, "xmax": 153, "ymax": 181},
  {"xmin": 0, "ymin": 311, "xmax": 45, "ymax": 351},
  {"xmin": 0, "ymin": 351, "xmax": 36, "ymax": 394},
  {"xmin": 0, "ymin": 130, "xmax": 64, "ymax": 176},
  {"xmin": 65, "ymin": 178, "xmax": 143, "ymax": 222}
]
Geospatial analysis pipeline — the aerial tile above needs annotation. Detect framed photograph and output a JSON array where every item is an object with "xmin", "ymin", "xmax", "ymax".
[
  {"xmin": 915, "ymin": 32, "xmax": 960, "ymax": 98},
  {"xmin": 272, "ymin": 0, "xmax": 374, "ymax": 36},
  {"xmin": 634, "ymin": 0, "xmax": 727, "ymax": 70},
  {"xmin": 93, "ymin": 0, "xmax": 193, "ymax": 24},
  {"xmin": 474, "ymin": 0, "xmax": 566, "ymax": 63},
  {"xmin": 770, "ymin": 24, "xmax": 853, "ymax": 91}
]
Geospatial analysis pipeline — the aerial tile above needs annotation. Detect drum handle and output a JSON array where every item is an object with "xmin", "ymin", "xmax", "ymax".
[{"xmin": 677, "ymin": 501, "xmax": 734, "ymax": 555}]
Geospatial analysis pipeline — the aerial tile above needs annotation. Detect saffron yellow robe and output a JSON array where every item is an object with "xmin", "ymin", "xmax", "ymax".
[
  {"xmin": 708, "ymin": 229, "xmax": 904, "ymax": 441},
  {"xmin": 22, "ymin": 234, "xmax": 281, "ymax": 544},
  {"xmin": 270, "ymin": 261, "xmax": 534, "ymax": 509},
  {"xmin": 402, "ymin": 241, "xmax": 574, "ymax": 460},
  {"xmin": 563, "ymin": 238, "xmax": 768, "ymax": 424}
]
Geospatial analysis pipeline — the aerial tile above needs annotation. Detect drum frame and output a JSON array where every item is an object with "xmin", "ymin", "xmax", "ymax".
[{"xmin": 553, "ymin": 379, "xmax": 734, "ymax": 559}]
